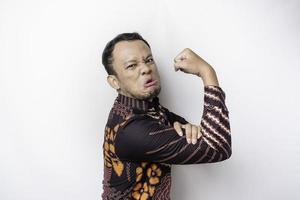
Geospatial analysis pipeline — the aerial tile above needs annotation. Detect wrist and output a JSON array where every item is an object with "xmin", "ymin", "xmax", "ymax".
[
  {"xmin": 201, "ymin": 68, "xmax": 219, "ymax": 86},
  {"xmin": 196, "ymin": 64, "xmax": 213, "ymax": 76}
]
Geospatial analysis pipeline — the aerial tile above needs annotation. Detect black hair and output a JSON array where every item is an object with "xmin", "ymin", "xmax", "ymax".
[{"xmin": 101, "ymin": 32, "xmax": 151, "ymax": 77}]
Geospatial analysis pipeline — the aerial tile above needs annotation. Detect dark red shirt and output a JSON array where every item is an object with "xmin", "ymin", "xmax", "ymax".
[{"xmin": 102, "ymin": 85, "xmax": 231, "ymax": 200}]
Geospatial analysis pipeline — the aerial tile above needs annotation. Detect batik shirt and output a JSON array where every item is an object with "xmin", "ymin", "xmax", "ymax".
[{"xmin": 101, "ymin": 85, "xmax": 231, "ymax": 200}]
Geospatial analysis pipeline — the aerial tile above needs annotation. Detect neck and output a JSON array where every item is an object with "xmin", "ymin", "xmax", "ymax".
[
  {"xmin": 116, "ymin": 92, "xmax": 160, "ymax": 112},
  {"xmin": 118, "ymin": 91, "xmax": 154, "ymax": 102}
]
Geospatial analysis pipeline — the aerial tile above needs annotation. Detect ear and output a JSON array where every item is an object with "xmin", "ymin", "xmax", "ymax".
[{"xmin": 107, "ymin": 75, "xmax": 120, "ymax": 90}]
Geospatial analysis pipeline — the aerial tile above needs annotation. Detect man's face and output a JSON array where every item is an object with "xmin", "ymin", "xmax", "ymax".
[{"xmin": 108, "ymin": 40, "xmax": 161, "ymax": 101}]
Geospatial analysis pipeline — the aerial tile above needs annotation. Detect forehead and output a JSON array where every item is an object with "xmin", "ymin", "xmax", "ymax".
[{"xmin": 112, "ymin": 40, "xmax": 151, "ymax": 63}]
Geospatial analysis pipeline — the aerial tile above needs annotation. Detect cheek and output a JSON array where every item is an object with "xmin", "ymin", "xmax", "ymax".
[
  {"xmin": 122, "ymin": 76, "xmax": 142, "ymax": 90},
  {"xmin": 153, "ymin": 67, "xmax": 159, "ymax": 76}
]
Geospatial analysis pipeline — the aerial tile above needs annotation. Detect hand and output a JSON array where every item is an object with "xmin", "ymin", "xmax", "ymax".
[
  {"xmin": 173, "ymin": 121, "xmax": 203, "ymax": 145},
  {"xmin": 173, "ymin": 48, "xmax": 213, "ymax": 78}
]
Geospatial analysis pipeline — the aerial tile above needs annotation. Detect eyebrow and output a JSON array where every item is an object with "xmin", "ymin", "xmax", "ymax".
[{"xmin": 124, "ymin": 54, "xmax": 153, "ymax": 65}]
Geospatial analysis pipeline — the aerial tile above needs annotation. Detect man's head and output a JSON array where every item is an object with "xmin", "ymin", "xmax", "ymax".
[{"xmin": 102, "ymin": 32, "xmax": 161, "ymax": 101}]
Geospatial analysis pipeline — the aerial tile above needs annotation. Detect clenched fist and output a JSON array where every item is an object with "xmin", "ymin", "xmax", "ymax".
[
  {"xmin": 174, "ymin": 48, "xmax": 212, "ymax": 77},
  {"xmin": 173, "ymin": 48, "xmax": 219, "ymax": 86}
]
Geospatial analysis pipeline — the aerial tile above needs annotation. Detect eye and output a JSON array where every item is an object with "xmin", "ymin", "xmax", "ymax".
[
  {"xmin": 146, "ymin": 58, "xmax": 154, "ymax": 63},
  {"xmin": 127, "ymin": 64, "xmax": 137, "ymax": 69}
]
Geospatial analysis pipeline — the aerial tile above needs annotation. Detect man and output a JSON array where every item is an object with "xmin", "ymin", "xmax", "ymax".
[{"xmin": 101, "ymin": 32, "xmax": 231, "ymax": 200}]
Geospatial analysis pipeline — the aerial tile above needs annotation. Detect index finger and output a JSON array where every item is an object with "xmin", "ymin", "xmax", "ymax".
[{"xmin": 173, "ymin": 122, "xmax": 183, "ymax": 136}]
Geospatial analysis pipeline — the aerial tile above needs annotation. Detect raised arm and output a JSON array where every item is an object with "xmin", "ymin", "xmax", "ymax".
[{"xmin": 114, "ymin": 48, "xmax": 232, "ymax": 164}]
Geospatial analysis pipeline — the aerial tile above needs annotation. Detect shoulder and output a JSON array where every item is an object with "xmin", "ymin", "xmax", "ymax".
[
  {"xmin": 114, "ymin": 113, "xmax": 167, "ymax": 147},
  {"xmin": 117, "ymin": 114, "xmax": 161, "ymax": 135}
]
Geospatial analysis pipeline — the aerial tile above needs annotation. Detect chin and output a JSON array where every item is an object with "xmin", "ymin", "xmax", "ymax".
[
  {"xmin": 145, "ymin": 85, "xmax": 161, "ymax": 100},
  {"xmin": 135, "ymin": 85, "xmax": 161, "ymax": 100}
]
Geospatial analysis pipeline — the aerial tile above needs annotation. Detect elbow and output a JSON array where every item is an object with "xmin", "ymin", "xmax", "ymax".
[
  {"xmin": 216, "ymin": 143, "xmax": 232, "ymax": 162},
  {"xmin": 226, "ymin": 148, "xmax": 232, "ymax": 160},
  {"xmin": 220, "ymin": 147, "xmax": 232, "ymax": 161},
  {"xmin": 221, "ymin": 135, "xmax": 232, "ymax": 161}
]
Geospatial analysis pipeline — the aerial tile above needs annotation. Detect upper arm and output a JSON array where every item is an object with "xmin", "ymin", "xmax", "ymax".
[
  {"xmin": 114, "ymin": 115, "xmax": 225, "ymax": 165},
  {"xmin": 114, "ymin": 114, "xmax": 204, "ymax": 164},
  {"xmin": 114, "ymin": 85, "xmax": 231, "ymax": 165}
]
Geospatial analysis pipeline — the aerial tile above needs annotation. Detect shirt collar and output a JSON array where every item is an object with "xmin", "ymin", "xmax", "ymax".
[{"xmin": 115, "ymin": 92, "xmax": 160, "ymax": 112}]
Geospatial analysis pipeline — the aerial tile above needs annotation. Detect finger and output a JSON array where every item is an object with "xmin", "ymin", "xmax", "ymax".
[
  {"xmin": 184, "ymin": 124, "xmax": 192, "ymax": 144},
  {"xmin": 174, "ymin": 52, "xmax": 187, "ymax": 63},
  {"xmin": 173, "ymin": 122, "xmax": 183, "ymax": 136},
  {"xmin": 174, "ymin": 64, "xmax": 179, "ymax": 72},
  {"xmin": 174, "ymin": 62, "xmax": 180, "ymax": 71},
  {"xmin": 174, "ymin": 66, "xmax": 180, "ymax": 72},
  {"xmin": 197, "ymin": 125, "xmax": 203, "ymax": 139},
  {"xmin": 191, "ymin": 125, "xmax": 198, "ymax": 145},
  {"xmin": 174, "ymin": 57, "xmax": 185, "ymax": 63},
  {"xmin": 174, "ymin": 62, "xmax": 186, "ymax": 72}
]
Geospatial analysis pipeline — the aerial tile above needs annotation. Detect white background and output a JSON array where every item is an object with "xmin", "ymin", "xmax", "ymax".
[{"xmin": 1, "ymin": 0, "xmax": 300, "ymax": 199}]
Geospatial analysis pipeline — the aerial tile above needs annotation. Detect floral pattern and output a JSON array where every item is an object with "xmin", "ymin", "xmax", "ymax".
[
  {"xmin": 103, "ymin": 116, "xmax": 131, "ymax": 177},
  {"xmin": 147, "ymin": 163, "xmax": 162, "ymax": 185},
  {"xmin": 132, "ymin": 163, "xmax": 162, "ymax": 199},
  {"xmin": 132, "ymin": 182, "xmax": 150, "ymax": 200}
]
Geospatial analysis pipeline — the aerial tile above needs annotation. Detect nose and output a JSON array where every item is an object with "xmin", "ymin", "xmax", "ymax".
[{"xmin": 141, "ymin": 63, "xmax": 152, "ymax": 75}]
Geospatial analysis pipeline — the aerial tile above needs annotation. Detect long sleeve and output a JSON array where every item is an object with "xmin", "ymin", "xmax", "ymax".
[
  {"xmin": 114, "ymin": 85, "xmax": 231, "ymax": 165},
  {"xmin": 164, "ymin": 107, "xmax": 189, "ymax": 126}
]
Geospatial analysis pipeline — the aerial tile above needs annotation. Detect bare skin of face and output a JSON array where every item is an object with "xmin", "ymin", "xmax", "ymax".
[{"xmin": 107, "ymin": 40, "xmax": 161, "ymax": 101}]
